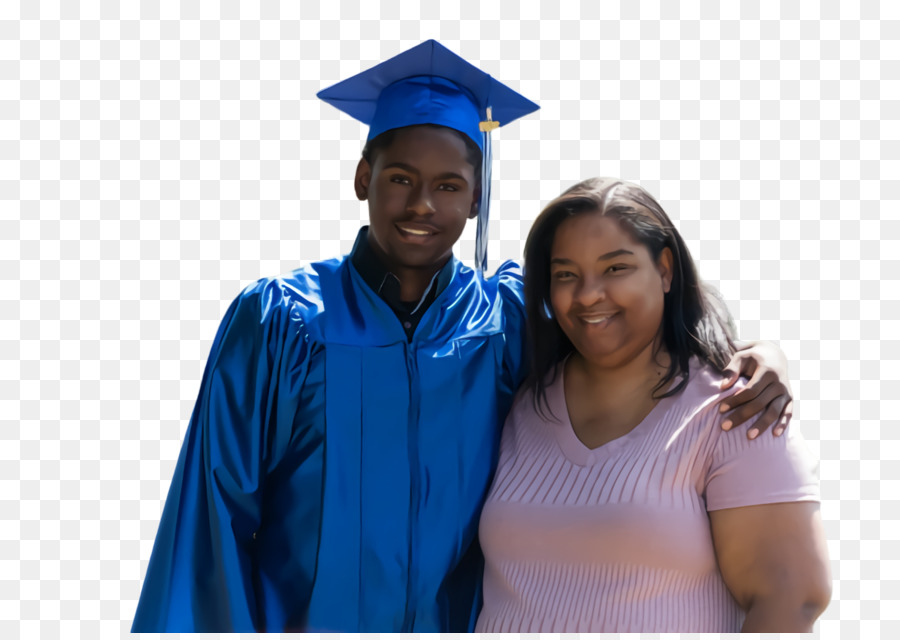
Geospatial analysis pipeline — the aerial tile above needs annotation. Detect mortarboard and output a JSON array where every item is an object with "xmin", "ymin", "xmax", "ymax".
[{"xmin": 317, "ymin": 39, "xmax": 539, "ymax": 272}]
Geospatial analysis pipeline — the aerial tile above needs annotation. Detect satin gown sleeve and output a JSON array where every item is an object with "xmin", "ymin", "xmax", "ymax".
[
  {"xmin": 497, "ymin": 260, "xmax": 528, "ymax": 395},
  {"xmin": 445, "ymin": 260, "xmax": 528, "ymax": 632},
  {"xmin": 131, "ymin": 278, "xmax": 312, "ymax": 632}
]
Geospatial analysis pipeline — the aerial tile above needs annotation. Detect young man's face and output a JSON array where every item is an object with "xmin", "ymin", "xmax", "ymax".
[{"xmin": 355, "ymin": 125, "xmax": 479, "ymax": 275}]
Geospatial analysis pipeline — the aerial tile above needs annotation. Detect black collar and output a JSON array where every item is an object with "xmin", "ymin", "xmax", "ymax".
[{"xmin": 350, "ymin": 227, "xmax": 455, "ymax": 337}]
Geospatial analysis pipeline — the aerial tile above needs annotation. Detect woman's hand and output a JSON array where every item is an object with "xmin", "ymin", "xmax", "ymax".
[{"xmin": 719, "ymin": 341, "xmax": 793, "ymax": 439}]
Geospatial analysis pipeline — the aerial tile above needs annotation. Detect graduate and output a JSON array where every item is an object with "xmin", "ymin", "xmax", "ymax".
[{"xmin": 131, "ymin": 40, "xmax": 794, "ymax": 633}]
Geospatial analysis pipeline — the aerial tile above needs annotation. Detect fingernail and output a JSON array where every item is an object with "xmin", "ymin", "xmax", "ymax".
[
  {"xmin": 774, "ymin": 427, "xmax": 784, "ymax": 436},
  {"xmin": 719, "ymin": 404, "xmax": 729, "ymax": 413},
  {"xmin": 722, "ymin": 420, "xmax": 732, "ymax": 430},
  {"xmin": 748, "ymin": 428, "xmax": 759, "ymax": 439}
]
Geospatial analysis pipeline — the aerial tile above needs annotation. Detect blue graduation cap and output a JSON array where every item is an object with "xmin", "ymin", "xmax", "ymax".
[{"xmin": 317, "ymin": 39, "xmax": 539, "ymax": 272}]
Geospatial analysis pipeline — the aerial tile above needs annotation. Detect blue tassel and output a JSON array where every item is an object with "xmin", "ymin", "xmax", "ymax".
[{"xmin": 475, "ymin": 127, "xmax": 492, "ymax": 273}]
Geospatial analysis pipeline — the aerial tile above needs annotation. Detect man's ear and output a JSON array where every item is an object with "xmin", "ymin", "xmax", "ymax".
[
  {"xmin": 355, "ymin": 157, "xmax": 371, "ymax": 201},
  {"xmin": 468, "ymin": 187, "xmax": 481, "ymax": 219},
  {"xmin": 658, "ymin": 246, "xmax": 674, "ymax": 293}
]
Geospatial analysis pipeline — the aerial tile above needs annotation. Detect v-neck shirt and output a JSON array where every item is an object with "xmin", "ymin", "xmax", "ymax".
[
  {"xmin": 476, "ymin": 358, "xmax": 820, "ymax": 632},
  {"xmin": 558, "ymin": 357, "xmax": 680, "ymax": 462}
]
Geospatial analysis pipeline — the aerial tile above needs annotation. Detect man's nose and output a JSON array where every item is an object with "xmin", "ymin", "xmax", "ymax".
[{"xmin": 407, "ymin": 184, "xmax": 435, "ymax": 216}]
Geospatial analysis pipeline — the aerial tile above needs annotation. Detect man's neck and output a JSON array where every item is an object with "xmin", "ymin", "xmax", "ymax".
[
  {"xmin": 393, "ymin": 266, "xmax": 443, "ymax": 302},
  {"xmin": 363, "ymin": 231, "xmax": 450, "ymax": 302},
  {"xmin": 350, "ymin": 226, "xmax": 454, "ymax": 304}
]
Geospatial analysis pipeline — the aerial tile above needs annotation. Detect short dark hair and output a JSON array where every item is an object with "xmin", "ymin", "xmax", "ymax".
[
  {"xmin": 361, "ymin": 124, "xmax": 483, "ymax": 180},
  {"xmin": 523, "ymin": 177, "xmax": 738, "ymax": 418}
]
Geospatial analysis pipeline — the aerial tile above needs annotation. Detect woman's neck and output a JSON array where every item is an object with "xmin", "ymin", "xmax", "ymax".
[{"xmin": 569, "ymin": 342, "xmax": 672, "ymax": 399}]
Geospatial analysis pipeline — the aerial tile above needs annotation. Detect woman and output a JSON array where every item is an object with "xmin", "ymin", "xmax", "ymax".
[{"xmin": 475, "ymin": 178, "xmax": 831, "ymax": 632}]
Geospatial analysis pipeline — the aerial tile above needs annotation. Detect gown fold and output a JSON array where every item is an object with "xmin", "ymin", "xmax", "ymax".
[{"xmin": 132, "ymin": 251, "xmax": 527, "ymax": 632}]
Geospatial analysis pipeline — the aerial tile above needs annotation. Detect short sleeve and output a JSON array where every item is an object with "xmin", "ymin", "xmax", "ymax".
[{"xmin": 704, "ymin": 419, "xmax": 820, "ymax": 512}]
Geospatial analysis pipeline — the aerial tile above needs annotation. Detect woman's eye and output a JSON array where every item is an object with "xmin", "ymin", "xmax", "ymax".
[
  {"xmin": 552, "ymin": 271, "xmax": 575, "ymax": 280},
  {"xmin": 607, "ymin": 264, "xmax": 630, "ymax": 274},
  {"xmin": 437, "ymin": 183, "xmax": 458, "ymax": 191}
]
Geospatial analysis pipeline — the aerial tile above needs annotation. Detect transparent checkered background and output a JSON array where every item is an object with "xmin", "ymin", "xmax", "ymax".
[{"xmin": 1, "ymin": 1, "xmax": 897, "ymax": 639}]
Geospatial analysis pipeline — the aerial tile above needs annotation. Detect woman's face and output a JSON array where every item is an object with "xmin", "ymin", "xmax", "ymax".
[{"xmin": 549, "ymin": 212, "xmax": 673, "ymax": 370}]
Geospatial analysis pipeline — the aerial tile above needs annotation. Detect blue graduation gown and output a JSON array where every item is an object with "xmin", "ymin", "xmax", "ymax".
[{"xmin": 131, "ymin": 250, "xmax": 527, "ymax": 632}]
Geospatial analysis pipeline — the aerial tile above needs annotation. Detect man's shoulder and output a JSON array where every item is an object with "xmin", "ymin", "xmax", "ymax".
[
  {"xmin": 486, "ymin": 259, "xmax": 525, "ymax": 311},
  {"xmin": 452, "ymin": 259, "xmax": 523, "ymax": 294},
  {"xmin": 234, "ymin": 256, "xmax": 348, "ymax": 325},
  {"xmin": 490, "ymin": 259, "xmax": 523, "ymax": 281}
]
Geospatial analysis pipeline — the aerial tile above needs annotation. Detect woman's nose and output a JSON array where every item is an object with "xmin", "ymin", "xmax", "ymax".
[{"xmin": 575, "ymin": 276, "xmax": 606, "ymax": 306}]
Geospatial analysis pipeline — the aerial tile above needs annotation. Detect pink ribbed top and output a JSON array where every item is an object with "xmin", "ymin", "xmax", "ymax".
[{"xmin": 476, "ymin": 359, "xmax": 819, "ymax": 633}]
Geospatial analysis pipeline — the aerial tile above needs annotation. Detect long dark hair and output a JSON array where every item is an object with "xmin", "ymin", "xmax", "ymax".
[{"xmin": 523, "ymin": 177, "xmax": 737, "ymax": 418}]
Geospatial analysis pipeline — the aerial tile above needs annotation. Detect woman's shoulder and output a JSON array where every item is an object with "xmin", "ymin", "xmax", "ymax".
[
  {"xmin": 498, "ymin": 370, "xmax": 568, "ymax": 465},
  {"xmin": 683, "ymin": 359, "xmax": 811, "ymax": 467},
  {"xmin": 652, "ymin": 359, "xmax": 753, "ymax": 448},
  {"xmin": 676, "ymin": 358, "xmax": 748, "ymax": 413},
  {"xmin": 507, "ymin": 363, "xmax": 567, "ymax": 425}
]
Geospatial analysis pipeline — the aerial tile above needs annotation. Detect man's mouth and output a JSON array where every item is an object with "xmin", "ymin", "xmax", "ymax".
[
  {"xmin": 398, "ymin": 226, "xmax": 433, "ymax": 236},
  {"xmin": 396, "ymin": 223, "xmax": 439, "ymax": 239}
]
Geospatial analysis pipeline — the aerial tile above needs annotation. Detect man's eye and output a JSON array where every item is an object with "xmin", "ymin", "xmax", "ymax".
[
  {"xmin": 608, "ymin": 264, "xmax": 630, "ymax": 274},
  {"xmin": 390, "ymin": 175, "xmax": 411, "ymax": 185},
  {"xmin": 438, "ymin": 183, "xmax": 458, "ymax": 191}
]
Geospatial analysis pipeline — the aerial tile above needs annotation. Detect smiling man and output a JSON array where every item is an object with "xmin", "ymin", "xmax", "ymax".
[
  {"xmin": 132, "ymin": 40, "xmax": 539, "ymax": 633},
  {"xmin": 131, "ymin": 40, "xmax": 795, "ymax": 633},
  {"xmin": 354, "ymin": 123, "xmax": 483, "ymax": 312}
]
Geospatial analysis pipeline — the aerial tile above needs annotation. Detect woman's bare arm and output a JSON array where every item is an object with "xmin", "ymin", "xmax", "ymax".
[{"xmin": 710, "ymin": 501, "xmax": 832, "ymax": 632}]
